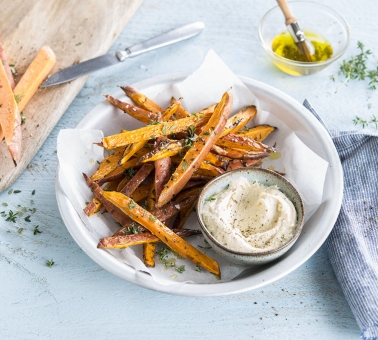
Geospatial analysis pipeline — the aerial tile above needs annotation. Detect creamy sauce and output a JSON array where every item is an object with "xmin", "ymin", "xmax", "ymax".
[{"xmin": 202, "ymin": 177, "xmax": 297, "ymax": 252}]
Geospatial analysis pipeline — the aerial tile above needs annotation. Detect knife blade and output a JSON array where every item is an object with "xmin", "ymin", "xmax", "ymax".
[{"xmin": 41, "ymin": 22, "xmax": 205, "ymax": 88}]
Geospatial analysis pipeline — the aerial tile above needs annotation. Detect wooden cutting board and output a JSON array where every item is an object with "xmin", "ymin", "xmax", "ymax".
[{"xmin": 0, "ymin": 0, "xmax": 143, "ymax": 192}]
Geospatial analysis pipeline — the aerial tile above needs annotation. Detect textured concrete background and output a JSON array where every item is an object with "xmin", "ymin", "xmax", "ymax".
[{"xmin": 2, "ymin": 0, "xmax": 377, "ymax": 338}]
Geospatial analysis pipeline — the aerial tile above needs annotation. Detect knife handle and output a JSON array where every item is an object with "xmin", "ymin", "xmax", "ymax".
[{"xmin": 116, "ymin": 22, "xmax": 205, "ymax": 62}]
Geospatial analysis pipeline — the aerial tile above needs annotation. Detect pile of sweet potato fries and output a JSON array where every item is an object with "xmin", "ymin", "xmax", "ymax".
[{"xmin": 83, "ymin": 86, "xmax": 277, "ymax": 278}]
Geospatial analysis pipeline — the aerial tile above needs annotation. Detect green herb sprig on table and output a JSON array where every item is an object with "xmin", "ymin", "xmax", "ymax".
[{"xmin": 336, "ymin": 41, "xmax": 378, "ymax": 90}]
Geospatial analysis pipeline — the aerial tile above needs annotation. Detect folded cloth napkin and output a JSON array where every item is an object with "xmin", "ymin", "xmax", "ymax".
[
  {"xmin": 325, "ymin": 131, "xmax": 378, "ymax": 340},
  {"xmin": 303, "ymin": 101, "xmax": 378, "ymax": 339}
]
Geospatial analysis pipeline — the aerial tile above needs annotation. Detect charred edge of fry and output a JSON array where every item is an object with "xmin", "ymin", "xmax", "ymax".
[
  {"xmin": 98, "ymin": 229, "xmax": 202, "ymax": 249},
  {"xmin": 119, "ymin": 163, "xmax": 154, "ymax": 196},
  {"xmin": 83, "ymin": 173, "xmax": 133, "ymax": 226},
  {"xmin": 104, "ymin": 94, "xmax": 158, "ymax": 124},
  {"xmin": 120, "ymin": 85, "xmax": 163, "ymax": 114},
  {"xmin": 84, "ymin": 199, "xmax": 102, "ymax": 217}
]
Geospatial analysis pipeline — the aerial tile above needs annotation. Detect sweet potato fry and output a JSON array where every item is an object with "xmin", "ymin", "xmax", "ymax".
[
  {"xmin": 0, "ymin": 61, "xmax": 21, "ymax": 165},
  {"xmin": 216, "ymin": 134, "xmax": 276, "ymax": 152},
  {"xmin": 219, "ymin": 105, "xmax": 257, "ymax": 137},
  {"xmin": 119, "ymin": 140, "xmax": 146, "ymax": 165},
  {"xmin": 119, "ymin": 163, "xmax": 154, "ymax": 196},
  {"xmin": 130, "ymin": 182, "xmax": 150, "ymax": 202},
  {"xmin": 84, "ymin": 198, "xmax": 102, "ymax": 216},
  {"xmin": 121, "ymin": 86, "xmax": 163, "ymax": 114},
  {"xmin": 197, "ymin": 162, "xmax": 224, "ymax": 177},
  {"xmin": 138, "ymin": 139, "xmax": 186, "ymax": 163},
  {"xmin": 91, "ymin": 150, "xmax": 124, "ymax": 181},
  {"xmin": 14, "ymin": 46, "xmax": 56, "ymax": 112},
  {"xmin": 170, "ymin": 97, "xmax": 190, "ymax": 118},
  {"xmin": 154, "ymin": 144, "xmax": 172, "ymax": 201},
  {"xmin": 224, "ymin": 158, "xmax": 262, "ymax": 172},
  {"xmin": 114, "ymin": 196, "xmax": 197, "ymax": 236},
  {"xmin": 161, "ymin": 98, "xmax": 181, "ymax": 121},
  {"xmin": 84, "ymin": 178, "xmax": 124, "ymax": 216},
  {"xmin": 236, "ymin": 124, "xmax": 276, "ymax": 141},
  {"xmin": 99, "ymin": 228, "xmax": 201, "ymax": 249},
  {"xmin": 102, "ymin": 111, "xmax": 212, "ymax": 149},
  {"xmin": 104, "ymin": 94, "xmax": 158, "ymax": 124},
  {"xmin": 102, "ymin": 191, "xmax": 220, "ymax": 277},
  {"xmin": 158, "ymin": 89, "xmax": 233, "ymax": 207},
  {"xmin": 204, "ymin": 152, "xmax": 229, "ymax": 170},
  {"xmin": 96, "ymin": 158, "xmax": 139, "ymax": 186},
  {"xmin": 84, "ymin": 174, "xmax": 133, "ymax": 225},
  {"xmin": 0, "ymin": 43, "xmax": 15, "ymax": 89}
]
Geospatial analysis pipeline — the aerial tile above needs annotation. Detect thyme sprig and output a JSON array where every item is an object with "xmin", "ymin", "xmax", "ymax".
[
  {"xmin": 337, "ymin": 41, "xmax": 378, "ymax": 90},
  {"xmin": 353, "ymin": 115, "xmax": 378, "ymax": 129}
]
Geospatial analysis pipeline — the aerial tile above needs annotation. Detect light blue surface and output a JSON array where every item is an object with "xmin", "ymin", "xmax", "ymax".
[{"xmin": 1, "ymin": 0, "xmax": 377, "ymax": 338}]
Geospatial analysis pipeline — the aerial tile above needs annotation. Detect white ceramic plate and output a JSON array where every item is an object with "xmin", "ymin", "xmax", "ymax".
[{"xmin": 55, "ymin": 73, "xmax": 343, "ymax": 296}]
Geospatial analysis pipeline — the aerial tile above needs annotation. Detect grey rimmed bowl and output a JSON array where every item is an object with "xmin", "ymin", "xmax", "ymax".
[{"xmin": 196, "ymin": 168, "xmax": 305, "ymax": 265}]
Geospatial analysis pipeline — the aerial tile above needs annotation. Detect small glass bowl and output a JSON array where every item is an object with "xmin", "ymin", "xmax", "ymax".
[{"xmin": 258, "ymin": 1, "xmax": 350, "ymax": 76}]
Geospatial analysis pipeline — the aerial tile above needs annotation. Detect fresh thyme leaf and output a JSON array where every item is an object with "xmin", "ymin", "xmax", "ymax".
[
  {"xmin": 188, "ymin": 125, "xmax": 196, "ymax": 138},
  {"xmin": 8, "ymin": 189, "xmax": 13, "ymax": 194},
  {"xmin": 149, "ymin": 214, "xmax": 157, "ymax": 221},
  {"xmin": 184, "ymin": 137, "xmax": 194, "ymax": 147},
  {"xmin": 175, "ymin": 265, "xmax": 185, "ymax": 274},
  {"xmin": 147, "ymin": 120, "xmax": 160, "ymax": 125},
  {"xmin": 122, "ymin": 223, "xmax": 142, "ymax": 235},
  {"xmin": 46, "ymin": 259, "xmax": 55, "ymax": 267},
  {"xmin": 370, "ymin": 115, "xmax": 378, "ymax": 129},
  {"xmin": 156, "ymin": 247, "xmax": 170, "ymax": 262},
  {"xmin": 338, "ymin": 41, "xmax": 378, "ymax": 91},
  {"xmin": 24, "ymin": 216, "xmax": 31, "ymax": 222},
  {"xmin": 353, "ymin": 116, "xmax": 368, "ymax": 128},
  {"xmin": 13, "ymin": 190, "xmax": 21, "ymax": 194},
  {"xmin": 32, "ymin": 190, "xmax": 36, "ymax": 195},
  {"xmin": 14, "ymin": 94, "xmax": 24, "ymax": 104},
  {"xmin": 33, "ymin": 226, "xmax": 42, "ymax": 235},
  {"xmin": 30, "ymin": 208, "xmax": 36, "ymax": 214},
  {"xmin": 203, "ymin": 131, "xmax": 210, "ymax": 136},
  {"xmin": 5, "ymin": 210, "xmax": 19, "ymax": 222},
  {"xmin": 2, "ymin": 203, "xmax": 8, "ymax": 207},
  {"xmin": 18, "ymin": 228, "xmax": 25, "ymax": 234},
  {"xmin": 129, "ymin": 201, "xmax": 136, "ymax": 209},
  {"xmin": 205, "ymin": 194, "xmax": 216, "ymax": 202},
  {"xmin": 125, "ymin": 167, "xmax": 137, "ymax": 179},
  {"xmin": 162, "ymin": 123, "xmax": 167, "ymax": 135},
  {"xmin": 195, "ymin": 264, "xmax": 202, "ymax": 272}
]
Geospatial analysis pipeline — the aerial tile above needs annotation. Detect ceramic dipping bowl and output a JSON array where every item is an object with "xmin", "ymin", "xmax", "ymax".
[{"xmin": 196, "ymin": 168, "xmax": 305, "ymax": 265}]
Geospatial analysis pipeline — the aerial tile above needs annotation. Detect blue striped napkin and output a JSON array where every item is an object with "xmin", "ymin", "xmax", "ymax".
[{"xmin": 304, "ymin": 100, "xmax": 378, "ymax": 340}]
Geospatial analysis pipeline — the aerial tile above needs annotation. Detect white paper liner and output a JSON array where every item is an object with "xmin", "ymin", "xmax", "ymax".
[{"xmin": 57, "ymin": 50, "xmax": 328, "ymax": 286}]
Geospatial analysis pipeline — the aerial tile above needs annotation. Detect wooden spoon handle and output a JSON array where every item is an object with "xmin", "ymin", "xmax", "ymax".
[{"xmin": 276, "ymin": 0, "xmax": 297, "ymax": 25}]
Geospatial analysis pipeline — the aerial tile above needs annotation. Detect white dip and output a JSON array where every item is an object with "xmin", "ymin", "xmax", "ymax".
[{"xmin": 202, "ymin": 177, "xmax": 297, "ymax": 252}]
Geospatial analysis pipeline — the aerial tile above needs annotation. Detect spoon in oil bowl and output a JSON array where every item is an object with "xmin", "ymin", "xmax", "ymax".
[{"xmin": 276, "ymin": 0, "xmax": 315, "ymax": 62}]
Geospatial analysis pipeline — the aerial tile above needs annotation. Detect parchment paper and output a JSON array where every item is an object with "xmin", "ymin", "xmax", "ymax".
[{"xmin": 57, "ymin": 50, "xmax": 328, "ymax": 285}]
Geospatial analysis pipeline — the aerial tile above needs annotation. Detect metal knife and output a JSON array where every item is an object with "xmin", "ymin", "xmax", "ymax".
[{"xmin": 41, "ymin": 22, "xmax": 205, "ymax": 88}]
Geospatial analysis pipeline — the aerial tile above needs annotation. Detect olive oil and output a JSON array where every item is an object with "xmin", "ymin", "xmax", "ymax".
[{"xmin": 272, "ymin": 30, "xmax": 333, "ymax": 63}]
